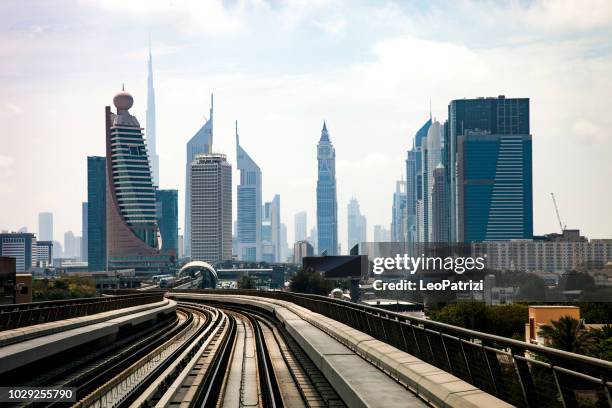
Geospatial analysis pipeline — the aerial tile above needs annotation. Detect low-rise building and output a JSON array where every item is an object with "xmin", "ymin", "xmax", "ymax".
[
  {"xmin": 525, "ymin": 306, "xmax": 580, "ymax": 346},
  {"xmin": 473, "ymin": 230, "xmax": 612, "ymax": 273},
  {"xmin": 0, "ymin": 232, "xmax": 36, "ymax": 272}
]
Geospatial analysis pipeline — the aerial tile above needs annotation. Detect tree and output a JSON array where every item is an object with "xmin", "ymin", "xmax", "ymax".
[
  {"xmin": 289, "ymin": 269, "xmax": 333, "ymax": 296},
  {"xmin": 428, "ymin": 302, "xmax": 528, "ymax": 338},
  {"xmin": 559, "ymin": 271, "xmax": 595, "ymax": 292},
  {"xmin": 538, "ymin": 316, "xmax": 594, "ymax": 353},
  {"xmin": 237, "ymin": 275, "xmax": 256, "ymax": 289},
  {"xmin": 33, "ymin": 276, "xmax": 96, "ymax": 301}
]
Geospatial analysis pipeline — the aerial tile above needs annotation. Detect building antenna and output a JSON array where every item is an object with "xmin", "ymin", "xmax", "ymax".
[{"xmin": 235, "ymin": 120, "xmax": 239, "ymax": 145}]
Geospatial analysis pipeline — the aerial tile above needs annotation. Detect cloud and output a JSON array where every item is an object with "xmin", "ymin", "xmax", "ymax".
[
  {"xmin": 0, "ymin": 103, "xmax": 23, "ymax": 118},
  {"xmin": 521, "ymin": 0, "xmax": 612, "ymax": 32},
  {"xmin": 572, "ymin": 119, "xmax": 606, "ymax": 144},
  {"xmin": 314, "ymin": 16, "xmax": 346, "ymax": 37},
  {"xmin": 91, "ymin": 0, "xmax": 248, "ymax": 35},
  {"xmin": 0, "ymin": 154, "xmax": 14, "ymax": 168}
]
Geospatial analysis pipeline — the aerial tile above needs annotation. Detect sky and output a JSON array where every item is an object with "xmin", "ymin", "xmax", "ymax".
[{"xmin": 1, "ymin": 0, "xmax": 612, "ymax": 251}]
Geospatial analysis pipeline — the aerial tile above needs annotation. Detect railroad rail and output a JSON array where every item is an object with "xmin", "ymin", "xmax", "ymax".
[
  {"xmin": 173, "ymin": 289, "xmax": 612, "ymax": 408},
  {"xmin": 2, "ymin": 297, "xmax": 355, "ymax": 408}
]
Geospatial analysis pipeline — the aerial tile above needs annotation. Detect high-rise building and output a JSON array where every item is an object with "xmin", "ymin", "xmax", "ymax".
[
  {"xmin": 64, "ymin": 231, "xmax": 78, "ymax": 258},
  {"xmin": 146, "ymin": 42, "xmax": 159, "ymax": 187},
  {"xmin": 391, "ymin": 180, "xmax": 408, "ymax": 242},
  {"xmin": 347, "ymin": 198, "xmax": 367, "ymax": 251},
  {"xmin": 156, "ymin": 189, "xmax": 179, "ymax": 258},
  {"xmin": 0, "ymin": 232, "xmax": 36, "ymax": 272},
  {"xmin": 431, "ymin": 164, "xmax": 449, "ymax": 242},
  {"xmin": 373, "ymin": 225, "xmax": 391, "ymax": 242},
  {"xmin": 87, "ymin": 156, "xmax": 106, "ymax": 271},
  {"xmin": 236, "ymin": 121, "xmax": 262, "ymax": 262},
  {"xmin": 178, "ymin": 235, "xmax": 184, "ymax": 259},
  {"xmin": 271, "ymin": 195, "xmax": 281, "ymax": 261},
  {"xmin": 261, "ymin": 196, "xmax": 281, "ymax": 262},
  {"xmin": 449, "ymin": 96, "xmax": 532, "ymax": 242},
  {"xmin": 293, "ymin": 240, "xmax": 314, "ymax": 265},
  {"xmin": 316, "ymin": 122, "xmax": 338, "ymax": 255},
  {"xmin": 53, "ymin": 240, "xmax": 63, "ymax": 261},
  {"xmin": 308, "ymin": 226, "xmax": 318, "ymax": 254},
  {"xmin": 262, "ymin": 202, "xmax": 274, "ymax": 262},
  {"xmin": 280, "ymin": 223, "xmax": 289, "ymax": 262},
  {"xmin": 406, "ymin": 118, "xmax": 432, "ymax": 243},
  {"xmin": 416, "ymin": 120, "xmax": 445, "ymax": 242},
  {"xmin": 184, "ymin": 95, "xmax": 214, "ymax": 259},
  {"xmin": 294, "ymin": 211, "xmax": 307, "ymax": 243},
  {"xmin": 38, "ymin": 212, "xmax": 53, "ymax": 242},
  {"xmin": 81, "ymin": 202, "xmax": 88, "ymax": 262},
  {"xmin": 105, "ymin": 89, "xmax": 172, "ymax": 273},
  {"xmin": 190, "ymin": 153, "xmax": 232, "ymax": 263}
]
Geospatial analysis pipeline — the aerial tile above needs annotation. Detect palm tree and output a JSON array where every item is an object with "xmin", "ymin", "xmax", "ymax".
[{"xmin": 538, "ymin": 316, "xmax": 593, "ymax": 353}]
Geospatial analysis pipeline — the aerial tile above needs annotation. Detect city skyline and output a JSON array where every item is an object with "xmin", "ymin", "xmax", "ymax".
[{"xmin": 2, "ymin": 1, "xmax": 612, "ymax": 252}]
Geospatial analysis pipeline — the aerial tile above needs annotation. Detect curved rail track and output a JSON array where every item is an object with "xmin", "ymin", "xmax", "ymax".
[{"xmin": 4, "ymin": 300, "xmax": 347, "ymax": 408}]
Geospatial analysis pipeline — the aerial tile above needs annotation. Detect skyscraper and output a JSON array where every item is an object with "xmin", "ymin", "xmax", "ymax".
[
  {"xmin": 271, "ymin": 195, "xmax": 281, "ymax": 262},
  {"xmin": 64, "ymin": 231, "xmax": 77, "ymax": 259},
  {"xmin": 294, "ymin": 211, "xmax": 307, "ymax": 243},
  {"xmin": 431, "ymin": 163, "xmax": 449, "ymax": 242},
  {"xmin": 262, "ymin": 202, "xmax": 275, "ymax": 263},
  {"xmin": 53, "ymin": 241, "xmax": 63, "ymax": 260},
  {"xmin": 146, "ymin": 42, "xmax": 159, "ymax": 187},
  {"xmin": 293, "ymin": 240, "xmax": 314, "ymax": 265},
  {"xmin": 105, "ymin": 89, "xmax": 171, "ymax": 273},
  {"xmin": 87, "ymin": 156, "xmax": 106, "ymax": 271},
  {"xmin": 38, "ymin": 212, "xmax": 53, "ymax": 242},
  {"xmin": 449, "ymin": 96, "xmax": 532, "ymax": 242},
  {"xmin": 156, "ymin": 189, "xmax": 178, "ymax": 258},
  {"xmin": 185, "ymin": 95, "xmax": 213, "ymax": 259},
  {"xmin": 236, "ymin": 121, "xmax": 262, "ymax": 261},
  {"xmin": 308, "ymin": 226, "xmax": 318, "ymax": 254},
  {"xmin": 417, "ymin": 120, "xmax": 444, "ymax": 242},
  {"xmin": 190, "ymin": 153, "xmax": 232, "ymax": 262},
  {"xmin": 406, "ymin": 117, "xmax": 431, "ymax": 243},
  {"xmin": 391, "ymin": 180, "xmax": 408, "ymax": 242},
  {"xmin": 347, "ymin": 198, "xmax": 367, "ymax": 251},
  {"xmin": 280, "ymin": 223, "xmax": 289, "ymax": 262},
  {"xmin": 373, "ymin": 225, "xmax": 391, "ymax": 242},
  {"xmin": 316, "ymin": 122, "xmax": 338, "ymax": 255},
  {"xmin": 81, "ymin": 202, "xmax": 88, "ymax": 262}
]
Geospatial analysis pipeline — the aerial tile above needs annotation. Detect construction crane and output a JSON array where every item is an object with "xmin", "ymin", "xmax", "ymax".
[{"xmin": 550, "ymin": 192, "xmax": 566, "ymax": 233}]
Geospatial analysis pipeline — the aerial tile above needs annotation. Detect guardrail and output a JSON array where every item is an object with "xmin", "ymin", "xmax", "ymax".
[
  {"xmin": 0, "ymin": 293, "xmax": 165, "ymax": 331},
  {"xmin": 174, "ymin": 289, "xmax": 612, "ymax": 408}
]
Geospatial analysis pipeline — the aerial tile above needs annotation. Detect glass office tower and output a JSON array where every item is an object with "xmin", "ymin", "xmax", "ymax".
[{"xmin": 316, "ymin": 122, "xmax": 338, "ymax": 255}]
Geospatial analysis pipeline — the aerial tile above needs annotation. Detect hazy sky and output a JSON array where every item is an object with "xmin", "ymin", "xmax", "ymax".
[{"xmin": 1, "ymin": 0, "xmax": 612, "ymax": 251}]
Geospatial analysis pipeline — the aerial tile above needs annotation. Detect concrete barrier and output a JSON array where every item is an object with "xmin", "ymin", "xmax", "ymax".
[
  {"xmin": 172, "ymin": 293, "xmax": 512, "ymax": 408},
  {"xmin": 0, "ymin": 299, "xmax": 176, "ymax": 375}
]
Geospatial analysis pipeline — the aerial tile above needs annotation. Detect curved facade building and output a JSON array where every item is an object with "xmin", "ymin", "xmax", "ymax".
[
  {"xmin": 236, "ymin": 121, "xmax": 262, "ymax": 261},
  {"xmin": 105, "ymin": 90, "xmax": 171, "ymax": 272}
]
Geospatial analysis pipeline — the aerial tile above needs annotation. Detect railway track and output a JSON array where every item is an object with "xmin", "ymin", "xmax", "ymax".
[{"xmin": 4, "ymin": 301, "xmax": 348, "ymax": 408}]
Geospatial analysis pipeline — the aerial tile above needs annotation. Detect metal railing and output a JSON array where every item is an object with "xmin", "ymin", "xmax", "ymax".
[
  {"xmin": 175, "ymin": 289, "xmax": 612, "ymax": 408},
  {"xmin": 0, "ymin": 293, "xmax": 165, "ymax": 331}
]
